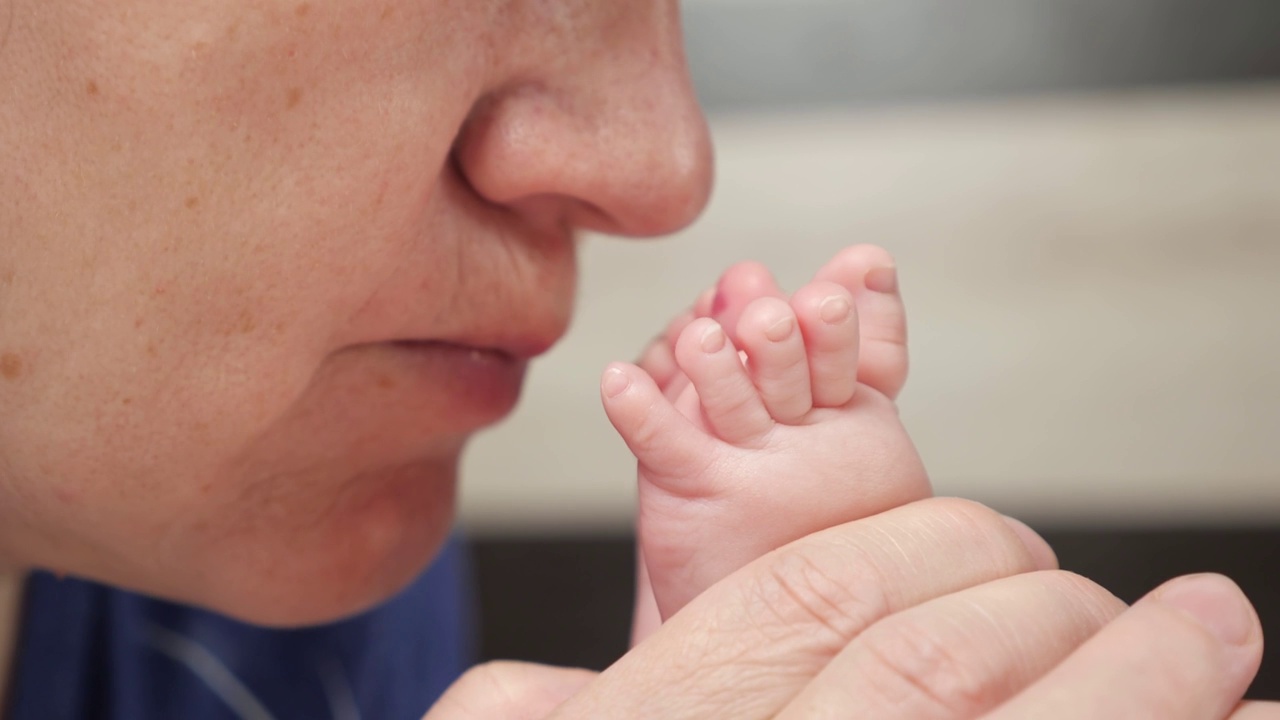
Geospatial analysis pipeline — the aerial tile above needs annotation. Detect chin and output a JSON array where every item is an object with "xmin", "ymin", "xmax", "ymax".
[{"xmin": 186, "ymin": 457, "xmax": 461, "ymax": 627}]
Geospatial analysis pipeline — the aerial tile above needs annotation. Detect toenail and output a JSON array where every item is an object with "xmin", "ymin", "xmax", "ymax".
[
  {"xmin": 764, "ymin": 316, "xmax": 795, "ymax": 342},
  {"xmin": 700, "ymin": 325, "xmax": 726, "ymax": 353},
  {"xmin": 602, "ymin": 368, "xmax": 631, "ymax": 398},
  {"xmin": 865, "ymin": 266, "xmax": 898, "ymax": 294},
  {"xmin": 820, "ymin": 296, "xmax": 852, "ymax": 324}
]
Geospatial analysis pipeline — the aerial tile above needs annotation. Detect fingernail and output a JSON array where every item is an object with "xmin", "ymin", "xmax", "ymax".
[
  {"xmin": 1155, "ymin": 574, "xmax": 1255, "ymax": 646},
  {"xmin": 700, "ymin": 324, "xmax": 726, "ymax": 353},
  {"xmin": 820, "ymin": 296, "xmax": 851, "ymax": 324},
  {"xmin": 602, "ymin": 367, "xmax": 631, "ymax": 398},
  {"xmin": 764, "ymin": 316, "xmax": 795, "ymax": 342},
  {"xmin": 865, "ymin": 267, "xmax": 898, "ymax": 294}
]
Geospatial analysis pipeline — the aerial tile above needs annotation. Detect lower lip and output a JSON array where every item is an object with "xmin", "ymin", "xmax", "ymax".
[{"xmin": 393, "ymin": 341, "xmax": 528, "ymax": 423}]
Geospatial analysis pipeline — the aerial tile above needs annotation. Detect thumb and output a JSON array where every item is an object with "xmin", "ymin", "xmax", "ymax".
[{"xmin": 424, "ymin": 661, "xmax": 597, "ymax": 720}]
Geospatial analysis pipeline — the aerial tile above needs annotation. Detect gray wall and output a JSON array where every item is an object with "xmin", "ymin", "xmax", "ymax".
[{"xmin": 684, "ymin": 0, "xmax": 1280, "ymax": 112}]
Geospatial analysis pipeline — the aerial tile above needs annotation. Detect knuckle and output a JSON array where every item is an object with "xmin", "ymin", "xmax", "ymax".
[
  {"xmin": 925, "ymin": 498, "xmax": 1032, "ymax": 568},
  {"xmin": 745, "ymin": 543, "xmax": 889, "ymax": 653},
  {"xmin": 860, "ymin": 618, "xmax": 989, "ymax": 714},
  {"xmin": 451, "ymin": 661, "xmax": 526, "ymax": 707}
]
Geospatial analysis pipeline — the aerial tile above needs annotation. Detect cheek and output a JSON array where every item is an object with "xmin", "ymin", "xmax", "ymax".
[{"xmin": 0, "ymin": 2, "xmax": 485, "ymax": 612}]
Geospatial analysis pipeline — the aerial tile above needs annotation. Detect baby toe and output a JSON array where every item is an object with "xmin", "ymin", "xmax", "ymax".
[
  {"xmin": 792, "ymin": 281, "xmax": 860, "ymax": 408},
  {"xmin": 736, "ymin": 296, "xmax": 812, "ymax": 423},
  {"xmin": 814, "ymin": 244, "xmax": 909, "ymax": 400},
  {"xmin": 674, "ymin": 318, "xmax": 774, "ymax": 445}
]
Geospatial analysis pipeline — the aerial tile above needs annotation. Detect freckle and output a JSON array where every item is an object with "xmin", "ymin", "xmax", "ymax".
[
  {"xmin": 238, "ymin": 311, "xmax": 257, "ymax": 334},
  {"xmin": 286, "ymin": 87, "xmax": 303, "ymax": 110},
  {"xmin": 1, "ymin": 353, "xmax": 24, "ymax": 381},
  {"xmin": 1, "ymin": 270, "xmax": 13, "ymax": 285},
  {"xmin": 294, "ymin": 2, "xmax": 310, "ymax": 17},
  {"xmin": 376, "ymin": 374, "xmax": 395, "ymax": 390},
  {"xmin": 185, "ymin": 195, "xmax": 200, "ymax": 210},
  {"xmin": 274, "ymin": 322, "xmax": 286, "ymax": 335},
  {"xmin": 380, "ymin": 5, "xmax": 393, "ymax": 21},
  {"xmin": 121, "ymin": 397, "xmax": 133, "ymax": 406},
  {"xmin": 146, "ymin": 343, "xmax": 158, "ymax": 358},
  {"xmin": 85, "ymin": 80, "xmax": 99, "ymax": 96}
]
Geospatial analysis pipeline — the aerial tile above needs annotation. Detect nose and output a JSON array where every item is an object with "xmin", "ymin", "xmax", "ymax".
[{"xmin": 452, "ymin": 3, "xmax": 714, "ymax": 238}]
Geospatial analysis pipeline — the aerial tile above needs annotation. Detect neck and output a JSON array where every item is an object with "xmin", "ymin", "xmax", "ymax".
[{"xmin": 0, "ymin": 567, "xmax": 26, "ymax": 717}]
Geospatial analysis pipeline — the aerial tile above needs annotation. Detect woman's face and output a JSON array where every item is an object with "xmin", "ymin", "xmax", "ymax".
[{"xmin": 0, "ymin": 0, "xmax": 711, "ymax": 623}]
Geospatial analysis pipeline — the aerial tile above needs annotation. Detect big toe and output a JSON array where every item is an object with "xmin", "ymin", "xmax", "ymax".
[{"xmin": 814, "ymin": 244, "xmax": 909, "ymax": 399}]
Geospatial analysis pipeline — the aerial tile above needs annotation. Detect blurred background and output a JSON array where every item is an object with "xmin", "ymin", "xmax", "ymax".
[{"xmin": 458, "ymin": 0, "xmax": 1280, "ymax": 695}]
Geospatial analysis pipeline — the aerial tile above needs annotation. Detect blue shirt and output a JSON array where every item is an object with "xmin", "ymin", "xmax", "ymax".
[{"xmin": 6, "ymin": 538, "xmax": 473, "ymax": 720}]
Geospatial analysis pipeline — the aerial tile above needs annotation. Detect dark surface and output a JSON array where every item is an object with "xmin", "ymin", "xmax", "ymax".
[
  {"xmin": 472, "ymin": 528, "xmax": 1280, "ymax": 698},
  {"xmin": 684, "ymin": 0, "xmax": 1280, "ymax": 113},
  {"xmin": 470, "ymin": 538, "xmax": 635, "ymax": 672}
]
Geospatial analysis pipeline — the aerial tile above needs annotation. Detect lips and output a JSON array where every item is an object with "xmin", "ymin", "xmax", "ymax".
[
  {"xmin": 385, "ymin": 339, "xmax": 530, "ymax": 426},
  {"xmin": 414, "ymin": 331, "xmax": 556, "ymax": 362}
]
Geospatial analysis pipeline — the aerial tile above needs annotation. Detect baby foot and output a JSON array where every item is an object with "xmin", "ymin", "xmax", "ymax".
[
  {"xmin": 637, "ymin": 244, "xmax": 908, "ymax": 404},
  {"xmin": 604, "ymin": 257, "xmax": 930, "ymax": 621}
]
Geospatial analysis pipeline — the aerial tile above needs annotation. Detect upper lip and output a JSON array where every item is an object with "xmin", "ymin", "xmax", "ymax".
[{"xmin": 359, "ymin": 166, "xmax": 577, "ymax": 362}]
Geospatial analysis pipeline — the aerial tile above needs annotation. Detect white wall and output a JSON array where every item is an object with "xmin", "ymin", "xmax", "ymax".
[{"xmin": 461, "ymin": 83, "xmax": 1280, "ymax": 534}]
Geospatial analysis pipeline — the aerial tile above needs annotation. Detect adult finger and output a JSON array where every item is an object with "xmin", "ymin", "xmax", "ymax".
[
  {"xmin": 777, "ymin": 570, "xmax": 1125, "ymax": 719},
  {"xmin": 551, "ymin": 498, "xmax": 1056, "ymax": 720},
  {"xmin": 1229, "ymin": 701, "xmax": 1280, "ymax": 719},
  {"xmin": 986, "ymin": 573, "xmax": 1264, "ymax": 720},
  {"xmin": 424, "ymin": 661, "xmax": 596, "ymax": 720}
]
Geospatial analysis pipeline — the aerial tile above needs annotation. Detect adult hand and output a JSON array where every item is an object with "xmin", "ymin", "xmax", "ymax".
[
  {"xmin": 424, "ymin": 662, "xmax": 596, "ymax": 720},
  {"xmin": 429, "ymin": 498, "xmax": 1271, "ymax": 718}
]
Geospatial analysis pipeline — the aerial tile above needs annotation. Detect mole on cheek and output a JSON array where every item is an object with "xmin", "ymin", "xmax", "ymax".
[
  {"xmin": 85, "ymin": 80, "xmax": 99, "ymax": 96},
  {"xmin": 1, "ymin": 353, "xmax": 24, "ymax": 381}
]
